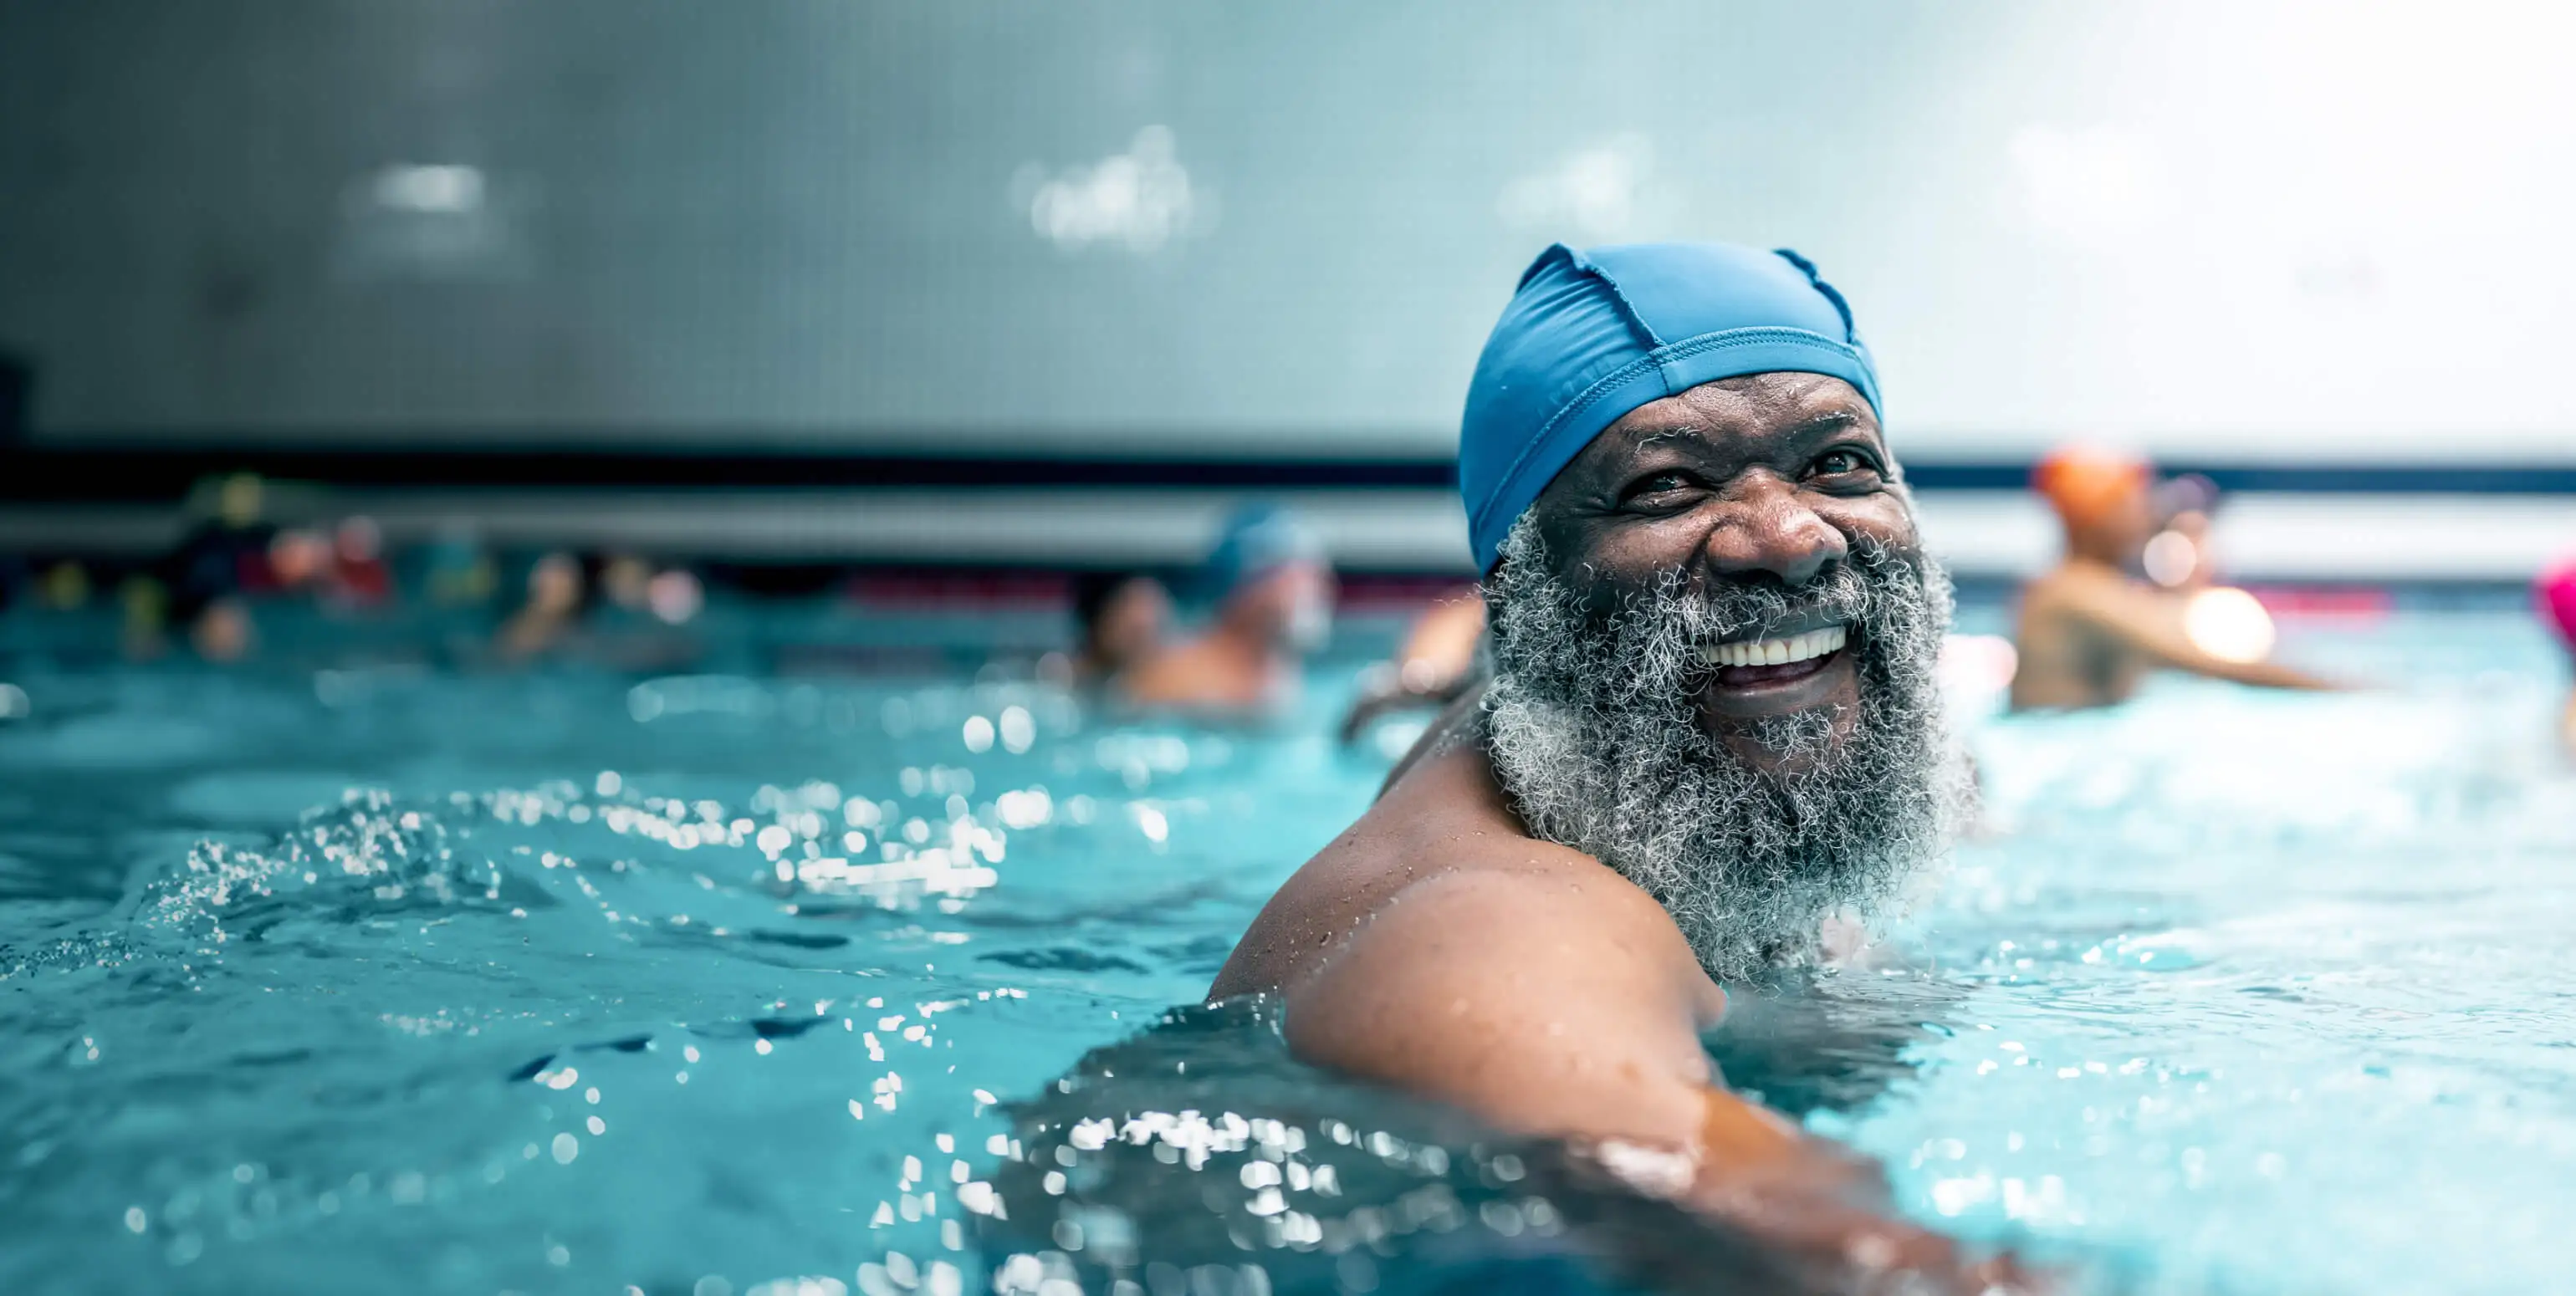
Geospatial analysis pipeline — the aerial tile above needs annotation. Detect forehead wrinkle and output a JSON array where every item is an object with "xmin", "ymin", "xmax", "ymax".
[
  {"xmin": 1623, "ymin": 406, "xmax": 1866, "ymax": 465},
  {"xmin": 1615, "ymin": 408, "xmax": 1747, "ymax": 456},
  {"xmin": 1683, "ymin": 373, "xmax": 1876, "ymax": 430},
  {"xmin": 1633, "ymin": 425, "xmax": 1702, "ymax": 453}
]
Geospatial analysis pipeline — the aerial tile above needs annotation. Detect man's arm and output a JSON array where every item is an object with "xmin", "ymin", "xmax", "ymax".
[
  {"xmin": 1285, "ymin": 864, "xmax": 1720, "ymax": 1142},
  {"xmin": 1281, "ymin": 865, "xmax": 2027, "ymax": 1288},
  {"xmin": 2060, "ymin": 576, "xmax": 2341, "ymax": 691}
]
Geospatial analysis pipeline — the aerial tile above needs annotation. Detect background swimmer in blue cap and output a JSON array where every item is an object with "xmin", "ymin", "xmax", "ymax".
[
  {"xmin": 1119, "ymin": 504, "xmax": 1337, "ymax": 713},
  {"xmin": 1212, "ymin": 242, "xmax": 2032, "ymax": 1289}
]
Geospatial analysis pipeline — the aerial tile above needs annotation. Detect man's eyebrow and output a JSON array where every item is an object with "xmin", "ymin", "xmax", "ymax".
[
  {"xmin": 1783, "ymin": 410, "xmax": 1867, "ymax": 439},
  {"xmin": 1628, "ymin": 408, "xmax": 1873, "ymax": 456}
]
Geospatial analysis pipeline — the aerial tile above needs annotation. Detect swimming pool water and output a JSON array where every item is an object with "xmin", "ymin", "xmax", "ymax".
[{"xmin": 3, "ymin": 607, "xmax": 2573, "ymax": 1294}]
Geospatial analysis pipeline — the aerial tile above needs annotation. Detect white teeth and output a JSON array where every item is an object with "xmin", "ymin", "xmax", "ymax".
[{"xmin": 1696, "ymin": 625, "xmax": 1848, "ymax": 670}]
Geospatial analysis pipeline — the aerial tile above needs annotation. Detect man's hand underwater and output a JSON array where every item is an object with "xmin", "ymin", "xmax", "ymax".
[{"xmin": 1606, "ymin": 1090, "xmax": 2050, "ymax": 1294}]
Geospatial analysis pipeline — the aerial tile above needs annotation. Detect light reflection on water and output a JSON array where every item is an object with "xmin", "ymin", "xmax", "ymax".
[{"xmin": 0, "ymin": 610, "xmax": 2570, "ymax": 1293}]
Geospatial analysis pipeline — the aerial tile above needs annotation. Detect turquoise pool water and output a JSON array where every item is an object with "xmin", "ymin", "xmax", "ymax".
[{"xmin": 3, "ymin": 605, "xmax": 2573, "ymax": 1294}]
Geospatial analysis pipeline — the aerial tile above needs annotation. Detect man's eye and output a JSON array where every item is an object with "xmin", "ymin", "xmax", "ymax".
[
  {"xmin": 1812, "ymin": 449, "xmax": 1878, "ymax": 478},
  {"xmin": 1625, "ymin": 472, "xmax": 1695, "ymax": 501}
]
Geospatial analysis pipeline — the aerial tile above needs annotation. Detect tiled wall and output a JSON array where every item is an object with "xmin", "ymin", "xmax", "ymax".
[{"xmin": 4, "ymin": 2, "xmax": 2573, "ymax": 462}]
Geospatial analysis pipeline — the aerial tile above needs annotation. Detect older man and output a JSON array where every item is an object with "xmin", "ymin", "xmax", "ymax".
[{"xmin": 1212, "ymin": 243, "xmax": 2018, "ymax": 1286}]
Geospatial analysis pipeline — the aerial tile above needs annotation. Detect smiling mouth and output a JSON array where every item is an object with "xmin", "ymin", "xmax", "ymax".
[{"xmin": 1695, "ymin": 625, "xmax": 1849, "ymax": 687}]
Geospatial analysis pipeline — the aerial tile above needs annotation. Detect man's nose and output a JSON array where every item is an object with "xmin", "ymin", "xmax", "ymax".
[{"xmin": 1700, "ymin": 475, "xmax": 1846, "ymax": 586}]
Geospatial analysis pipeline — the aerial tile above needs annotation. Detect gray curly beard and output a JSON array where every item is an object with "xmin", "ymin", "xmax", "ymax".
[{"xmin": 1480, "ymin": 518, "xmax": 1964, "ymax": 981}]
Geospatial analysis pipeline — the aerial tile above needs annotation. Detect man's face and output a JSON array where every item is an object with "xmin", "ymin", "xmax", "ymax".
[
  {"xmin": 1480, "ymin": 371, "xmax": 1959, "ymax": 980},
  {"xmin": 1229, "ymin": 561, "xmax": 1337, "ymax": 654},
  {"xmin": 1521, "ymin": 371, "xmax": 1920, "ymax": 770}
]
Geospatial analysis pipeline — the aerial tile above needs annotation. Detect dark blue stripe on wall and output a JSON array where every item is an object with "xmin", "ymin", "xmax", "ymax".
[
  {"xmin": 1899, "ymin": 462, "xmax": 2576, "ymax": 495},
  {"xmin": 8, "ymin": 443, "xmax": 2576, "ymax": 502},
  {"xmin": 0, "ymin": 446, "xmax": 1455, "ymax": 500}
]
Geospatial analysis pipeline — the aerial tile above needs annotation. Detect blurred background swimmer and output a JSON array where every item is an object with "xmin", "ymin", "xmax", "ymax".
[
  {"xmin": 2012, "ymin": 444, "xmax": 2343, "ymax": 709},
  {"xmin": 1061, "ymin": 570, "xmax": 1172, "ymax": 687},
  {"xmin": 325, "ymin": 517, "xmax": 393, "ymax": 610},
  {"xmin": 1118, "ymin": 504, "xmax": 1334, "ymax": 714},
  {"xmin": 493, "ymin": 550, "xmax": 594, "ymax": 663},
  {"xmin": 152, "ymin": 472, "xmax": 278, "ymax": 662},
  {"xmin": 2540, "ymin": 558, "xmax": 2576, "ymax": 755},
  {"xmin": 489, "ymin": 549, "xmax": 706, "ymax": 671},
  {"xmin": 420, "ymin": 523, "xmax": 500, "ymax": 610}
]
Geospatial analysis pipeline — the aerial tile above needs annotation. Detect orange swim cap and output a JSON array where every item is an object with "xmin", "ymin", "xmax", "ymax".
[{"xmin": 2032, "ymin": 445, "xmax": 2153, "ymax": 528}]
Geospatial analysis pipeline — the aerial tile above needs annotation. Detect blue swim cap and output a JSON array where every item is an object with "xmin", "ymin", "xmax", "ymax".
[
  {"xmin": 1199, "ymin": 503, "xmax": 1326, "ymax": 602},
  {"xmin": 1458, "ymin": 242, "xmax": 1883, "ymax": 570}
]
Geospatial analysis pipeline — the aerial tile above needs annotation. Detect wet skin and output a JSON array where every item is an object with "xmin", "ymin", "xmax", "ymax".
[
  {"xmin": 1519, "ymin": 371, "xmax": 1919, "ymax": 767},
  {"xmin": 1211, "ymin": 375, "xmax": 2025, "ymax": 1289}
]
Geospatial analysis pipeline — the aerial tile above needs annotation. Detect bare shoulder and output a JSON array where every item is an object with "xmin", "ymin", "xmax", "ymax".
[
  {"xmin": 2016, "ymin": 564, "xmax": 2100, "ymax": 618},
  {"xmin": 2048, "ymin": 561, "xmax": 2159, "ymax": 618},
  {"xmin": 1117, "ymin": 637, "xmax": 1226, "ymax": 707},
  {"xmin": 1209, "ymin": 732, "xmax": 1703, "ymax": 1006},
  {"xmin": 2017, "ymin": 563, "xmax": 2161, "ymax": 645},
  {"xmin": 1210, "ymin": 733, "xmax": 1725, "ymax": 1141}
]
